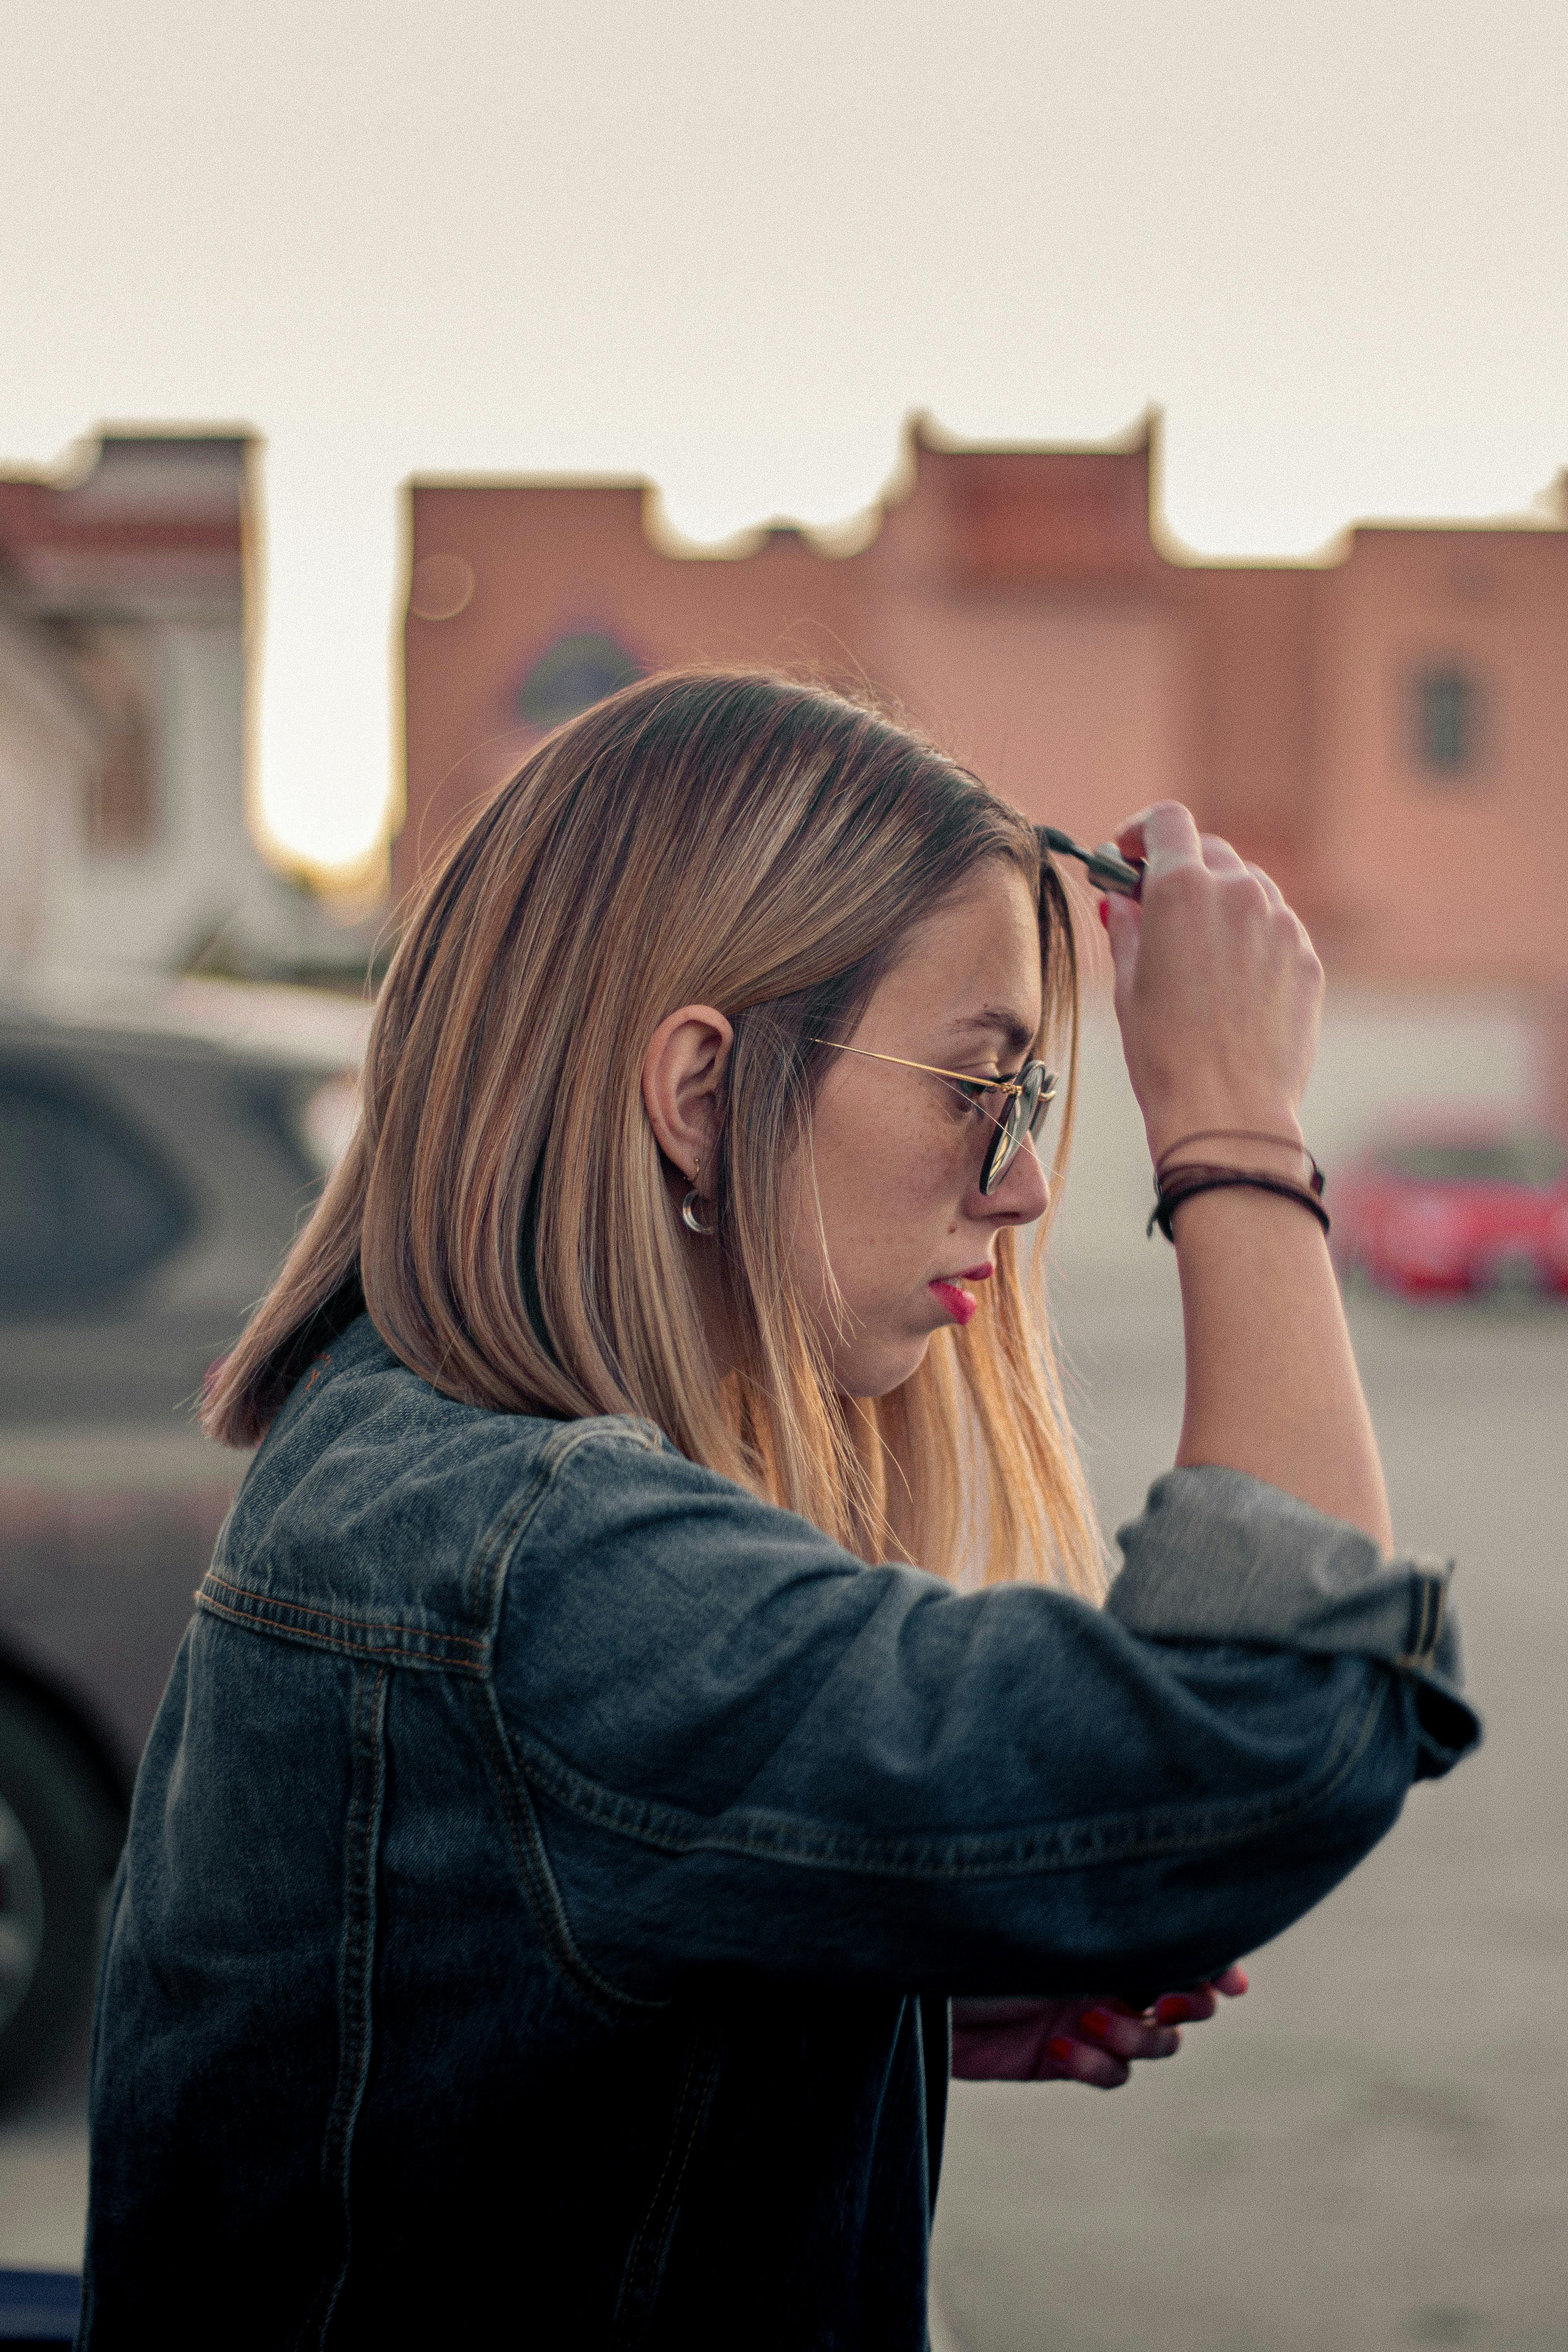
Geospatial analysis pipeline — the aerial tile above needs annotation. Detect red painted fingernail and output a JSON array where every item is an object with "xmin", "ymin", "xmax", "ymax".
[
  {"xmin": 1097, "ymin": 898, "xmax": 1110, "ymax": 928},
  {"xmin": 1155, "ymin": 1996, "xmax": 1190, "ymax": 2025},
  {"xmin": 1078, "ymin": 2007, "xmax": 1114, "ymax": 2040},
  {"xmin": 1046, "ymin": 2036, "xmax": 1076, "ymax": 2065}
]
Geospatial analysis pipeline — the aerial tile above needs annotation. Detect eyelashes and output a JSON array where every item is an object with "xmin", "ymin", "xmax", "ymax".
[{"xmin": 945, "ymin": 1079, "xmax": 1008, "ymax": 1132}]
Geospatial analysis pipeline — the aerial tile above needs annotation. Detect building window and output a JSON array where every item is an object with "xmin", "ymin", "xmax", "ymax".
[
  {"xmin": 1412, "ymin": 664, "xmax": 1481, "ymax": 778},
  {"xmin": 517, "ymin": 632, "xmax": 641, "ymax": 730},
  {"xmin": 65, "ymin": 625, "xmax": 160, "ymax": 851}
]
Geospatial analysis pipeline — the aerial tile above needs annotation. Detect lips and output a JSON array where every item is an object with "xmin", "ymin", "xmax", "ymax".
[{"xmin": 928, "ymin": 1264, "xmax": 992, "ymax": 1328}]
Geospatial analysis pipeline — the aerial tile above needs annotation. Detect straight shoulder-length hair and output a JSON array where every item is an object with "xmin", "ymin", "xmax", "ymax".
[{"xmin": 206, "ymin": 670, "xmax": 1105, "ymax": 1597}]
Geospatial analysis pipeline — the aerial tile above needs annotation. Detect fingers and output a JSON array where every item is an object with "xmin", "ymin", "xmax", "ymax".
[
  {"xmin": 1197, "ymin": 838, "xmax": 1292, "ymax": 926},
  {"xmin": 1112, "ymin": 801, "xmax": 1203, "ymax": 876},
  {"xmin": 1112, "ymin": 808, "xmax": 1286, "ymax": 900},
  {"xmin": 1154, "ymin": 1988, "xmax": 1216, "ymax": 2025},
  {"xmin": 1151, "ymin": 1964, "xmax": 1251, "ymax": 2025},
  {"xmin": 1076, "ymin": 2003, "xmax": 1181, "ymax": 2062},
  {"xmin": 1195, "ymin": 835, "xmax": 1285, "ymax": 906},
  {"xmin": 1107, "ymin": 815, "xmax": 1290, "ymax": 958},
  {"xmin": 961, "ymin": 1978, "xmax": 1249, "ymax": 2091},
  {"xmin": 1043, "ymin": 2032, "xmax": 1132, "ymax": 2091}
]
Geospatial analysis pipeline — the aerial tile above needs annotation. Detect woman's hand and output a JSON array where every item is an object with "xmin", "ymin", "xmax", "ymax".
[
  {"xmin": 1096, "ymin": 801, "xmax": 1393, "ymax": 1553},
  {"xmin": 1101, "ymin": 802, "xmax": 1323, "ymax": 1169},
  {"xmin": 951, "ymin": 1965, "xmax": 1248, "ymax": 2089}
]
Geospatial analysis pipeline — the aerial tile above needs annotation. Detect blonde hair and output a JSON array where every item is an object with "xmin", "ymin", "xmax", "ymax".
[{"xmin": 207, "ymin": 671, "xmax": 1105, "ymax": 1597}]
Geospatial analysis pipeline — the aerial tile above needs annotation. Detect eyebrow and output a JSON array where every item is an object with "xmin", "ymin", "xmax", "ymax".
[{"xmin": 947, "ymin": 1007, "xmax": 1038, "ymax": 1059}]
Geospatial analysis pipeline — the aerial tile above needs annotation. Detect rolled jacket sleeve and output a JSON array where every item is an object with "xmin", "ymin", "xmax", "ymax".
[
  {"xmin": 492, "ymin": 1432, "xmax": 1482, "ymax": 2009},
  {"xmin": 1107, "ymin": 1468, "xmax": 1478, "ymax": 1778}
]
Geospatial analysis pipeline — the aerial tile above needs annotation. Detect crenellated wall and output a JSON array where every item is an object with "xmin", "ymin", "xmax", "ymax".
[{"xmin": 399, "ymin": 414, "xmax": 1568, "ymax": 1005}]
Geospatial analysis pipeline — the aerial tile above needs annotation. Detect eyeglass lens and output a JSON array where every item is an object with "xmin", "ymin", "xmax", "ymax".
[{"xmin": 982, "ymin": 1064, "xmax": 1053, "ymax": 1195}]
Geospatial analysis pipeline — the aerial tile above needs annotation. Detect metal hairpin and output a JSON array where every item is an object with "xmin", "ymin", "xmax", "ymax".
[{"xmin": 1037, "ymin": 825, "xmax": 1144, "ymax": 899}]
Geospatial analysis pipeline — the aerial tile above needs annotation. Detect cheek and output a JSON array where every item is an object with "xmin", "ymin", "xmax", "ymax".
[{"xmin": 804, "ymin": 1081, "xmax": 964, "ymax": 1301}]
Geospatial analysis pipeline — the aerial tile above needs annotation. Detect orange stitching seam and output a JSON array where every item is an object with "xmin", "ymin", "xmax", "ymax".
[
  {"xmin": 199, "ymin": 1567, "xmax": 487, "ymax": 1654},
  {"xmin": 196, "ymin": 1591, "xmax": 486, "ymax": 1671}
]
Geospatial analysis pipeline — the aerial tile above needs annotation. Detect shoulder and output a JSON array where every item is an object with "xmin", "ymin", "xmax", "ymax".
[
  {"xmin": 510, "ymin": 1412, "xmax": 894, "ymax": 1610},
  {"xmin": 518, "ymin": 1409, "xmax": 808, "ymax": 1552},
  {"xmin": 216, "ymin": 1313, "xmax": 678, "ymax": 1633}
]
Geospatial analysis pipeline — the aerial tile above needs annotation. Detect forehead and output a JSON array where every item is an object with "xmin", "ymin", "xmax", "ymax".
[{"xmin": 871, "ymin": 863, "xmax": 1044, "ymax": 1051}]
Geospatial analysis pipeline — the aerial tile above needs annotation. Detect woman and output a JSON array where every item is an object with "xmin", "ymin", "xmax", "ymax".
[{"xmin": 81, "ymin": 671, "xmax": 1477, "ymax": 2348}]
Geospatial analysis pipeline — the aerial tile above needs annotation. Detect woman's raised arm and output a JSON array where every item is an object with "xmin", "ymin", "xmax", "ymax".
[{"xmin": 1103, "ymin": 802, "xmax": 1393, "ymax": 1556}]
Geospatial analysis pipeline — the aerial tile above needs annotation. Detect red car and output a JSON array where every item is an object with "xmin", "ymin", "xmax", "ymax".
[{"xmin": 1333, "ymin": 1123, "xmax": 1568, "ymax": 1298}]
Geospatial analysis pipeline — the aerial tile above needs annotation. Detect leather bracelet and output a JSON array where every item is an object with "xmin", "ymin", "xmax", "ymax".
[
  {"xmin": 1154, "ymin": 1129, "xmax": 1318, "ymax": 1183},
  {"xmin": 1148, "ymin": 1163, "xmax": 1333, "ymax": 1244}
]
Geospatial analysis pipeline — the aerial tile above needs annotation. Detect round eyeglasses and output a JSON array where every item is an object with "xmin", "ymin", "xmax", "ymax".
[{"xmin": 809, "ymin": 1041, "xmax": 1058, "ymax": 1196}]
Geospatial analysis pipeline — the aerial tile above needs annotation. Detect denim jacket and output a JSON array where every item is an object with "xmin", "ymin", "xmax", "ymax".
[{"xmin": 80, "ymin": 1314, "xmax": 1478, "ymax": 2351}]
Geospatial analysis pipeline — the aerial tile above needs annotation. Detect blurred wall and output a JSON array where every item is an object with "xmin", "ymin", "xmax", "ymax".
[
  {"xmin": 399, "ymin": 414, "xmax": 1568, "ymax": 1022},
  {"xmin": 0, "ymin": 610, "xmax": 93, "ymax": 962},
  {"xmin": 1307, "ymin": 526, "xmax": 1568, "ymax": 987}
]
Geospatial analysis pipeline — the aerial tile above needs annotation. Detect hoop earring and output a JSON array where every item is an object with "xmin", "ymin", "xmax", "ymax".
[{"xmin": 681, "ymin": 1162, "xmax": 715, "ymax": 1237}]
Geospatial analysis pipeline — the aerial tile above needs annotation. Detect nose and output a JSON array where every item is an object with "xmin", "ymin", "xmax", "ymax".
[{"xmin": 967, "ymin": 1134, "xmax": 1050, "ymax": 1227}]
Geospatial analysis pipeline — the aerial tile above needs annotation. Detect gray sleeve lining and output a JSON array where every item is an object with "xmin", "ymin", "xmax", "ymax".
[{"xmin": 1105, "ymin": 1465, "xmax": 1466, "ymax": 1695}]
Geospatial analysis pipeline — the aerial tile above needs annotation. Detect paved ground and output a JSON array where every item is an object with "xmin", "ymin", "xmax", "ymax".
[
  {"xmin": 0, "ymin": 2028, "xmax": 89, "ymax": 2272},
  {"xmin": 931, "ymin": 1265, "xmax": 1568, "ymax": 2352}
]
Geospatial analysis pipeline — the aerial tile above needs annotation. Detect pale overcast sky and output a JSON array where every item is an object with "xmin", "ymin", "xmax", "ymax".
[{"xmin": 3, "ymin": 0, "xmax": 1564, "ymax": 876}]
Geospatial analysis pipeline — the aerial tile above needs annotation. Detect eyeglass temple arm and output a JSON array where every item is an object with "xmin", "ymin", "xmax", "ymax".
[
  {"xmin": 1038, "ymin": 825, "xmax": 1144, "ymax": 900},
  {"xmin": 810, "ymin": 1041, "xmax": 1029, "ymax": 1098}
]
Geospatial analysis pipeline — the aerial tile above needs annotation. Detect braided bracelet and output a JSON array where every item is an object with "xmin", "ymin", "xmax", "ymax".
[{"xmin": 1148, "ymin": 1161, "xmax": 1332, "ymax": 1244}]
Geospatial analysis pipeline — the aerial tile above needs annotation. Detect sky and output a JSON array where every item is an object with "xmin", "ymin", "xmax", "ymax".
[{"xmin": 3, "ymin": 0, "xmax": 1565, "ymax": 882}]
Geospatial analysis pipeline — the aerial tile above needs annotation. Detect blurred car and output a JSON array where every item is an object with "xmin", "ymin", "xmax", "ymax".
[
  {"xmin": 1332, "ymin": 1121, "xmax": 1568, "ymax": 1298},
  {"xmin": 0, "ymin": 972, "xmax": 368, "ymax": 2092}
]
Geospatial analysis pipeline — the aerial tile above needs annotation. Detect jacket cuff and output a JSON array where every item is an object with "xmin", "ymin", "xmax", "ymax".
[{"xmin": 1106, "ymin": 1466, "xmax": 1481, "ymax": 1773}]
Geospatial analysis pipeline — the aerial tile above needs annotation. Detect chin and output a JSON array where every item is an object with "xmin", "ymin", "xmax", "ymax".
[{"xmin": 835, "ymin": 1332, "xmax": 932, "ymax": 1401}]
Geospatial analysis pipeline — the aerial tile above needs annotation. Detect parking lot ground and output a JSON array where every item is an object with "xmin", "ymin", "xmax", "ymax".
[
  {"xmin": 932, "ymin": 1269, "xmax": 1568, "ymax": 2352},
  {"xmin": 0, "ymin": 2018, "xmax": 89, "ymax": 2270}
]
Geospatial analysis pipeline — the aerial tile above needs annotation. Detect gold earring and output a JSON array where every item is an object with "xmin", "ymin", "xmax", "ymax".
[{"xmin": 681, "ymin": 1160, "xmax": 715, "ymax": 1236}]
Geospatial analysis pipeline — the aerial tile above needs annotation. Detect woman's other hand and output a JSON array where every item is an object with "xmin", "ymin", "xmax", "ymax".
[
  {"xmin": 950, "ymin": 1964, "xmax": 1248, "ymax": 2089},
  {"xmin": 1100, "ymin": 802, "xmax": 1321, "ymax": 1166}
]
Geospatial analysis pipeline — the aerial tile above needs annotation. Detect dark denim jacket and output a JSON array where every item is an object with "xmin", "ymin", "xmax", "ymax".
[{"xmin": 80, "ymin": 1314, "xmax": 1478, "ymax": 2350}]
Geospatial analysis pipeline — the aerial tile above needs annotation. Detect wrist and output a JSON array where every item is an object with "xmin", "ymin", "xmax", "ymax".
[
  {"xmin": 1160, "ymin": 1174, "xmax": 1330, "ymax": 1248},
  {"xmin": 1143, "ymin": 1105, "xmax": 1306, "ymax": 1172}
]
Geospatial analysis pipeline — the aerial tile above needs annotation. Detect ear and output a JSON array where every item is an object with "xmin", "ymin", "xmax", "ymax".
[{"xmin": 641, "ymin": 1004, "xmax": 734, "ymax": 1193}]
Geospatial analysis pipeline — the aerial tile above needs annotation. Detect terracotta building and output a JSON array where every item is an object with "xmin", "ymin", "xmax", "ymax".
[{"xmin": 400, "ymin": 414, "xmax": 1568, "ymax": 1004}]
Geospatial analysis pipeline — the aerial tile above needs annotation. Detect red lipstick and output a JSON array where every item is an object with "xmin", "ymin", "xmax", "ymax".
[{"xmin": 929, "ymin": 1264, "xmax": 991, "ymax": 1327}]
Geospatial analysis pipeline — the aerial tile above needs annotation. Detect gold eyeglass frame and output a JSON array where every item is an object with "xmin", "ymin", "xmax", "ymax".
[{"xmin": 808, "ymin": 1040, "xmax": 1058, "ymax": 1195}]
